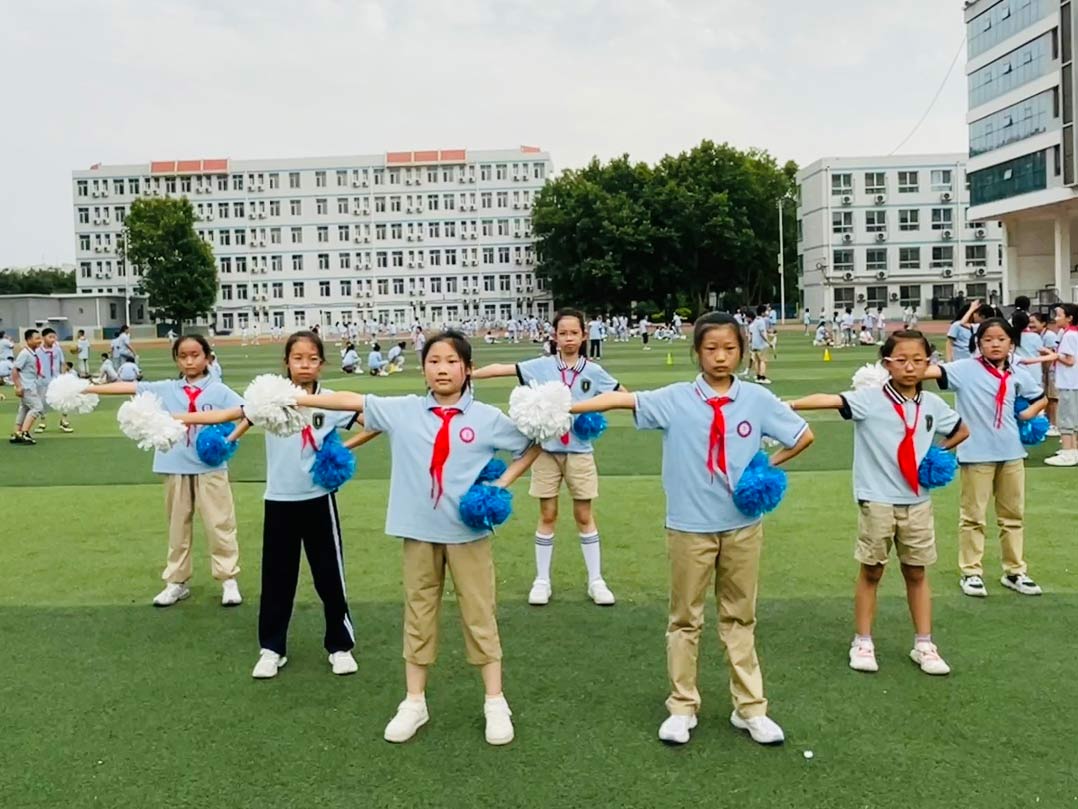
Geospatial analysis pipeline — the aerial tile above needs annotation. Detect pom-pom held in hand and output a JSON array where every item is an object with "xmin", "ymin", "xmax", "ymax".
[
  {"xmin": 1014, "ymin": 396, "xmax": 1050, "ymax": 446},
  {"xmin": 117, "ymin": 392, "xmax": 187, "ymax": 452},
  {"xmin": 311, "ymin": 431, "xmax": 356, "ymax": 491},
  {"xmin": 572, "ymin": 412, "xmax": 608, "ymax": 441},
  {"xmin": 475, "ymin": 458, "xmax": 507, "ymax": 484},
  {"xmin": 732, "ymin": 452, "xmax": 787, "ymax": 518},
  {"xmin": 851, "ymin": 363, "xmax": 890, "ymax": 391},
  {"xmin": 195, "ymin": 424, "xmax": 238, "ymax": 467},
  {"xmin": 242, "ymin": 374, "xmax": 307, "ymax": 436},
  {"xmin": 918, "ymin": 446, "xmax": 957, "ymax": 489},
  {"xmin": 459, "ymin": 483, "xmax": 514, "ymax": 531},
  {"xmin": 46, "ymin": 375, "xmax": 99, "ymax": 415},
  {"xmin": 508, "ymin": 381, "xmax": 572, "ymax": 442}
]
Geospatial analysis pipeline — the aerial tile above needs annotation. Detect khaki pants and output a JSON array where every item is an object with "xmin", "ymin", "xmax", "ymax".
[
  {"xmin": 665, "ymin": 524, "xmax": 767, "ymax": 719},
  {"xmin": 402, "ymin": 537, "xmax": 501, "ymax": 666},
  {"xmin": 162, "ymin": 471, "xmax": 240, "ymax": 583},
  {"xmin": 958, "ymin": 461, "xmax": 1026, "ymax": 577}
]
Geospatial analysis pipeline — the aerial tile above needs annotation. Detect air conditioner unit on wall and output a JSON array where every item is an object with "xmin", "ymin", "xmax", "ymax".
[
  {"xmin": 875, "ymin": 232, "xmax": 887, "ymax": 242},
  {"xmin": 942, "ymin": 229, "xmax": 953, "ymax": 240},
  {"xmin": 876, "ymin": 271, "xmax": 887, "ymax": 280},
  {"xmin": 942, "ymin": 268, "xmax": 954, "ymax": 278},
  {"xmin": 975, "ymin": 228, "xmax": 986, "ymax": 239},
  {"xmin": 841, "ymin": 195, "xmax": 852, "ymax": 206},
  {"xmin": 842, "ymin": 233, "xmax": 853, "ymax": 243},
  {"xmin": 874, "ymin": 194, "xmax": 885, "ymax": 204},
  {"xmin": 941, "ymin": 192, "xmax": 953, "ymax": 202},
  {"xmin": 842, "ymin": 271, "xmax": 854, "ymax": 282},
  {"xmin": 975, "ymin": 267, "xmax": 987, "ymax": 277}
]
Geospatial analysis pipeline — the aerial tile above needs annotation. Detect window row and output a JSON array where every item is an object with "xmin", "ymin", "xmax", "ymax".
[
  {"xmin": 832, "ymin": 244, "xmax": 993, "ymax": 273},
  {"xmin": 219, "ymin": 273, "xmax": 544, "ymax": 301},
  {"xmin": 830, "ymin": 169, "xmax": 955, "ymax": 196},
  {"xmin": 198, "ymin": 219, "xmax": 534, "ymax": 247},
  {"xmin": 967, "ymin": 29, "xmax": 1056, "ymax": 109},
  {"xmin": 833, "ymin": 283, "xmax": 992, "ymax": 310},
  {"xmin": 190, "ymin": 191, "xmax": 535, "ymax": 221},
  {"xmin": 829, "ymin": 208, "xmax": 988, "ymax": 234},
  {"xmin": 217, "ymin": 247, "xmax": 535, "ymax": 274}
]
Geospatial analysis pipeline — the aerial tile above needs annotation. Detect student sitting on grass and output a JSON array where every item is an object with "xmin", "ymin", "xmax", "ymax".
[
  {"xmin": 118, "ymin": 357, "xmax": 142, "ymax": 382},
  {"xmin": 368, "ymin": 343, "xmax": 389, "ymax": 376},
  {"xmin": 387, "ymin": 341, "xmax": 406, "ymax": 373},
  {"xmin": 96, "ymin": 352, "xmax": 119, "ymax": 383},
  {"xmin": 341, "ymin": 343, "xmax": 360, "ymax": 374}
]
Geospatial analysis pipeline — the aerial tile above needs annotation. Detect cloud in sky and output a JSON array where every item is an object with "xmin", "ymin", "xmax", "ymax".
[{"xmin": 0, "ymin": 0, "xmax": 970, "ymax": 265}]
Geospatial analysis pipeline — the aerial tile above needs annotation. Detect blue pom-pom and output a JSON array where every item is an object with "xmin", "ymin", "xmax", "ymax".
[
  {"xmin": 918, "ymin": 446, "xmax": 957, "ymax": 489},
  {"xmin": 459, "ymin": 483, "xmax": 514, "ymax": 531},
  {"xmin": 195, "ymin": 423, "xmax": 238, "ymax": 467},
  {"xmin": 311, "ymin": 431, "xmax": 356, "ymax": 491},
  {"xmin": 732, "ymin": 452, "xmax": 787, "ymax": 518},
  {"xmin": 572, "ymin": 412, "xmax": 608, "ymax": 441},
  {"xmin": 1015, "ymin": 396, "xmax": 1050, "ymax": 446},
  {"xmin": 475, "ymin": 458, "xmax": 508, "ymax": 484}
]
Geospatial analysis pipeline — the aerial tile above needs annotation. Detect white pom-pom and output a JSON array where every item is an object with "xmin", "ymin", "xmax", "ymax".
[
  {"xmin": 117, "ymin": 392, "xmax": 187, "ymax": 452},
  {"xmin": 46, "ymin": 375, "xmax": 99, "ymax": 415},
  {"xmin": 852, "ymin": 362, "xmax": 890, "ymax": 391},
  {"xmin": 242, "ymin": 374, "xmax": 307, "ymax": 436},
  {"xmin": 508, "ymin": 381, "xmax": 573, "ymax": 441}
]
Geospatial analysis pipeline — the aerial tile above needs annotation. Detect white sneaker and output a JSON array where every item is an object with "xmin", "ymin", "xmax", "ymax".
[
  {"xmin": 1046, "ymin": 425, "xmax": 1060, "ymax": 437},
  {"xmin": 252, "ymin": 649, "xmax": 287, "ymax": 679},
  {"xmin": 909, "ymin": 642, "xmax": 950, "ymax": 675},
  {"xmin": 730, "ymin": 711, "xmax": 785, "ymax": 745},
  {"xmin": 960, "ymin": 575, "xmax": 988, "ymax": 598},
  {"xmin": 658, "ymin": 713, "xmax": 697, "ymax": 744},
  {"xmin": 484, "ymin": 696, "xmax": 514, "ymax": 745},
  {"xmin": 527, "ymin": 579, "xmax": 552, "ymax": 606},
  {"xmin": 152, "ymin": 582, "xmax": 190, "ymax": 607},
  {"xmin": 328, "ymin": 650, "xmax": 358, "ymax": 675},
  {"xmin": 848, "ymin": 639, "xmax": 879, "ymax": 673},
  {"xmin": 221, "ymin": 578, "xmax": 242, "ymax": 606},
  {"xmin": 384, "ymin": 698, "xmax": 429, "ymax": 743},
  {"xmin": 1001, "ymin": 573, "xmax": 1043, "ymax": 596},
  {"xmin": 1045, "ymin": 450, "xmax": 1078, "ymax": 467},
  {"xmin": 587, "ymin": 578, "xmax": 616, "ymax": 606}
]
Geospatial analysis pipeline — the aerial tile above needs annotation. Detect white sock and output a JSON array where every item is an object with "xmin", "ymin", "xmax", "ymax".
[
  {"xmin": 534, "ymin": 533, "xmax": 554, "ymax": 582},
  {"xmin": 580, "ymin": 531, "xmax": 602, "ymax": 582}
]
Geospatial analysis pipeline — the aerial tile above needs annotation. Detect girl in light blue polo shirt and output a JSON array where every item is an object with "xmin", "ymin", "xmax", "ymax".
[
  {"xmin": 86, "ymin": 334, "xmax": 244, "ymax": 608},
  {"xmin": 570, "ymin": 312, "xmax": 814, "ymax": 748},
  {"xmin": 291, "ymin": 331, "xmax": 541, "ymax": 747}
]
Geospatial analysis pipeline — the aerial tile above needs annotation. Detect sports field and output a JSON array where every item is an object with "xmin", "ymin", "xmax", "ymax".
[{"xmin": 2, "ymin": 331, "xmax": 1075, "ymax": 809}]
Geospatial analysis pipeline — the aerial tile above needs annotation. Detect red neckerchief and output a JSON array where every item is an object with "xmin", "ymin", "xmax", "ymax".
[
  {"xmin": 885, "ymin": 386, "xmax": 921, "ymax": 495},
  {"xmin": 557, "ymin": 355, "xmax": 585, "ymax": 445},
  {"xmin": 183, "ymin": 383, "xmax": 204, "ymax": 446},
  {"xmin": 429, "ymin": 406, "xmax": 461, "ymax": 507},
  {"xmin": 34, "ymin": 353, "xmax": 41, "ymax": 376},
  {"xmin": 44, "ymin": 348, "xmax": 57, "ymax": 376},
  {"xmin": 978, "ymin": 357, "xmax": 1010, "ymax": 429},
  {"xmin": 694, "ymin": 378, "xmax": 734, "ymax": 481}
]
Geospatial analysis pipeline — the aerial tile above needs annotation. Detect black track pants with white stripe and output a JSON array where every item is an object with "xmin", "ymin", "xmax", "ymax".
[{"xmin": 259, "ymin": 494, "xmax": 355, "ymax": 656}]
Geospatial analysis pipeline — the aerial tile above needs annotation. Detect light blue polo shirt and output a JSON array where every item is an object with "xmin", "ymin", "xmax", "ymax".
[
  {"xmin": 264, "ymin": 384, "xmax": 357, "ymax": 501},
  {"xmin": 13, "ymin": 348, "xmax": 40, "ymax": 389},
  {"xmin": 946, "ymin": 322, "xmax": 973, "ymax": 360},
  {"xmin": 1015, "ymin": 331, "xmax": 1043, "ymax": 361},
  {"xmin": 749, "ymin": 318, "xmax": 769, "ymax": 350},
  {"xmin": 516, "ymin": 355, "xmax": 619, "ymax": 453},
  {"xmin": 363, "ymin": 390, "xmax": 532, "ymax": 543},
  {"xmin": 588, "ymin": 320, "xmax": 604, "ymax": 340},
  {"xmin": 939, "ymin": 358, "xmax": 1044, "ymax": 463},
  {"xmin": 1042, "ymin": 330, "xmax": 1059, "ymax": 351},
  {"xmin": 136, "ymin": 377, "xmax": 244, "ymax": 475},
  {"xmin": 840, "ymin": 384, "xmax": 961, "ymax": 505},
  {"xmin": 35, "ymin": 345, "xmax": 66, "ymax": 385},
  {"xmin": 633, "ymin": 376, "xmax": 808, "ymax": 533}
]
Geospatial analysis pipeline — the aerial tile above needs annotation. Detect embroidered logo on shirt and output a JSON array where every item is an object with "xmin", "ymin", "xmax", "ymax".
[
  {"xmin": 582, "ymin": 380, "xmax": 591, "ymax": 392},
  {"xmin": 313, "ymin": 412, "xmax": 325, "ymax": 429},
  {"xmin": 459, "ymin": 427, "xmax": 476, "ymax": 443},
  {"xmin": 737, "ymin": 420, "xmax": 753, "ymax": 438},
  {"xmin": 925, "ymin": 415, "xmax": 934, "ymax": 432}
]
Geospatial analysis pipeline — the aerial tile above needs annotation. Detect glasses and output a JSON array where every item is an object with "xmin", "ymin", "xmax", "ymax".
[{"xmin": 884, "ymin": 357, "xmax": 928, "ymax": 368}]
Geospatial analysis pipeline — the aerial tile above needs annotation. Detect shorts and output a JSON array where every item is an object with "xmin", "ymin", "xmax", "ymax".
[
  {"xmin": 529, "ymin": 451, "xmax": 599, "ymax": 500},
  {"xmin": 15, "ymin": 388, "xmax": 44, "ymax": 422},
  {"xmin": 1058, "ymin": 389, "xmax": 1078, "ymax": 433},
  {"xmin": 855, "ymin": 500, "xmax": 936, "ymax": 567},
  {"xmin": 751, "ymin": 348, "xmax": 770, "ymax": 363}
]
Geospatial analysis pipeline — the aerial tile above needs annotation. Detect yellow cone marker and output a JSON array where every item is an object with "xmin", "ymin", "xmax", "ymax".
[
  {"xmin": 823, "ymin": 348, "xmax": 831, "ymax": 362},
  {"xmin": 666, "ymin": 351, "xmax": 674, "ymax": 366}
]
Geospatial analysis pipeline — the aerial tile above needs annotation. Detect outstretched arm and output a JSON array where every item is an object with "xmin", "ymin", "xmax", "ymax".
[
  {"xmin": 173, "ymin": 406, "xmax": 245, "ymax": 425},
  {"xmin": 789, "ymin": 394, "xmax": 845, "ymax": 411},
  {"xmin": 770, "ymin": 427, "xmax": 814, "ymax": 466},
  {"xmin": 342, "ymin": 429, "xmax": 382, "ymax": 450},
  {"xmin": 471, "ymin": 363, "xmax": 519, "ymax": 380},
  {"xmin": 295, "ymin": 391, "xmax": 366, "ymax": 412},
  {"xmin": 492, "ymin": 445, "xmax": 542, "ymax": 487},
  {"xmin": 84, "ymin": 382, "xmax": 137, "ymax": 395},
  {"xmin": 570, "ymin": 391, "xmax": 636, "ymax": 414}
]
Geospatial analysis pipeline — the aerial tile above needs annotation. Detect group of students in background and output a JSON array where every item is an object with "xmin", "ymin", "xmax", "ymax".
[
  {"xmin": 809, "ymin": 306, "xmax": 890, "ymax": 348},
  {"xmin": 8, "ymin": 297, "xmax": 1073, "ymax": 749}
]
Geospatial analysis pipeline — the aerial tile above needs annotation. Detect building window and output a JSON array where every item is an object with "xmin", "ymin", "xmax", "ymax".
[
  {"xmin": 866, "ymin": 286, "xmax": 888, "ymax": 308},
  {"xmin": 377, "ymin": 279, "xmax": 388, "ymax": 295},
  {"xmin": 292, "ymin": 254, "xmax": 304, "ymax": 271},
  {"xmin": 969, "ymin": 151, "xmax": 1048, "ymax": 205},
  {"xmin": 832, "ymin": 211, "xmax": 853, "ymax": 234},
  {"xmin": 318, "ymin": 253, "xmax": 330, "ymax": 270},
  {"xmin": 968, "ymin": 31, "xmax": 1055, "ymax": 109},
  {"xmin": 831, "ymin": 173, "xmax": 853, "ymax": 195},
  {"xmin": 897, "ymin": 171, "xmax": 919, "ymax": 193},
  {"xmin": 291, "ymin": 227, "xmax": 303, "ymax": 244},
  {"xmin": 865, "ymin": 210, "xmax": 887, "ymax": 233},
  {"xmin": 292, "ymin": 281, "xmax": 305, "ymax": 298},
  {"xmin": 864, "ymin": 172, "xmax": 885, "ymax": 194},
  {"xmin": 220, "ymin": 257, "xmax": 232, "ymax": 273},
  {"xmin": 968, "ymin": 0, "xmax": 1051, "ymax": 60},
  {"xmin": 290, "ymin": 199, "xmax": 302, "ymax": 216},
  {"xmin": 899, "ymin": 247, "xmax": 921, "ymax": 269},
  {"xmin": 833, "ymin": 250, "xmax": 854, "ymax": 273},
  {"xmin": 898, "ymin": 209, "xmax": 920, "ymax": 231},
  {"xmin": 833, "ymin": 287, "xmax": 855, "ymax": 307},
  {"xmin": 967, "ymin": 282, "xmax": 988, "ymax": 299},
  {"xmin": 289, "ymin": 172, "xmax": 301, "ymax": 189},
  {"xmin": 931, "ymin": 208, "xmax": 954, "ymax": 230},
  {"xmin": 272, "ymin": 282, "xmax": 283, "ymax": 299},
  {"xmin": 340, "ymin": 252, "xmax": 351, "ymax": 269},
  {"xmin": 930, "ymin": 170, "xmax": 953, "ymax": 192},
  {"xmin": 271, "ymin": 255, "xmax": 282, "ymax": 271},
  {"xmin": 78, "ymin": 208, "xmax": 89, "ymax": 223},
  {"xmin": 220, "ymin": 284, "xmax": 233, "ymax": 301},
  {"xmin": 319, "ymin": 281, "xmax": 331, "ymax": 297},
  {"xmin": 315, "ymin": 171, "xmax": 326, "ymax": 188},
  {"xmin": 341, "ymin": 279, "xmax": 352, "ymax": 296},
  {"xmin": 966, "ymin": 245, "xmax": 988, "ymax": 267},
  {"xmin": 866, "ymin": 249, "xmax": 887, "ymax": 272},
  {"xmin": 931, "ymin": 246, "xmax": 955, "ymax": 268},
  {"xmin": 899, "ymin": 285, "xmax": 921, "ymax": 308},
  {"xmin": 392, "ymin": 278, "xmax": 404, "ymax": 295},
  {"xmin": 317, "ymin": 226, "xmax": 329, "ymax": 243}
]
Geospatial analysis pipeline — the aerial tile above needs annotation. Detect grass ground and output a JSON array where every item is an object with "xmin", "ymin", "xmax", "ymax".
[{"xmin": 2, "ymin": 331, "xmax": 1076, "ymax": 809}]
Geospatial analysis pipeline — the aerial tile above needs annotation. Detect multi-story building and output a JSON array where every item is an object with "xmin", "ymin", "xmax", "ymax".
[
  {"xmin": 71, "ymin": 147, "xmax": 554, "ymax": 332},
  {"xmin": 796, "ymin": 154, "xmax": 1004, "ymax": 320},
  {"xmin": 964, "ymin": 0, "xmax": 1078, "ymax": 305}
]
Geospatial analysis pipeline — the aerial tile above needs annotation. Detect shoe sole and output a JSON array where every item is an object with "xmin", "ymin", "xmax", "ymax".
[
  {"xmin": 729, "ymin": 714, "xmax": 784, "ymax": 745},
  {"xmin": 221, "ymin": 598, "xmax": 243, "ymax": 607},
  {"xmin": 1000, "ymin": 580, "xmax": 1042, "ymax": 596},
  {"xmin": 153, "ymin": 589, "xmax": 191, "ymax": 608},
  {"xmin": 909, "ymin": 652, "xmax": 950, "ymax": 676},
  {"xmin": 384, "ymin": 715, "xmax": 429, "ymax": 743},
  {"xmin": 849, "ymin": 660, "xmax": 879, "ymax": 673},
  {"xmin": 486, "ymin": 730, "xmax": 514, "ymax": 746},
  {"xmin": 589, "ymin": 596, "xmax": 616, "ymax": 606}
]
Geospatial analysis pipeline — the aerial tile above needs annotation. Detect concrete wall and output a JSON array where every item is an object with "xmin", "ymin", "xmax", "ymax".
[{"xmin": 0, "ymin": 295, "xmax": 147, "ymax": 340}]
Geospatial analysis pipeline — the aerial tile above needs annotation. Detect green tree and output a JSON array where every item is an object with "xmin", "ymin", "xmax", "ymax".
[
  {"xmin": 123, "ymin": 197, "xmax": 217, "ymax": 327},
  {"xmin": 0, "ymin": 267, "xmax": 76, "ymax": 295}
]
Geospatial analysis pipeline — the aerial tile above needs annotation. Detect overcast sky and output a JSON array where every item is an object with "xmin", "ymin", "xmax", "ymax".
[{"xmin": 0, "ymin": 0, "xmax": 971, "ymax": 267}]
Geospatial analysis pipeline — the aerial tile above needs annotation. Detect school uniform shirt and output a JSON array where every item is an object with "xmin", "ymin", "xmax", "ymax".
[
  {"xmin": 208, "ymin": 361, "xmax": 223, "ymax": 381},
  {"xmin": 13, "ymin": 348, "xmax": 41, "ymax": 389},
  {"xmin": 588, "ymin": 320, "xmax": 604, "ymax": 341},
  {"xmin": 264, "ymin": 384, "xmax": 357, "ymax": 501},
  {"xmin": 947, "ymin": 322, "xmax": 973, "ymax": 360},
  {"xmin": 938, "ymin": 358, "xmax": 1045, "ymax": 463},
  {"xmin": 135, "ymin": 377, "xmax": 244, "ymax": 475},
  {"xmin": 1041, "ymin": 329, "xmax": 1059, "ymax": 351},
  {"xmin": 98, "ymin": 359, "xmax": 119, "ymax": 382},
  {"xmin": 633, "ymin": 376, "xmax": 808, "ymax": 533},
  {"xmin": 341, "ymin": 350, "xmax": 359, "ymax": 369},
  {"xmin": 0, "ymin": 358, "xmax": 13, "ymax": 379},
  {"xmin": 77, "ymin": 338, "xmax": 90, "ymax": 360},
  {"xmin": 749, "ymin": 318, "xmax": 770, "ymax": 351},
  {"xmin": 1056, "ymin": 329, "xmax": 1078, "ymax": 390},
  {"xmin": 118, "ymin": 362, "xmax": 140, "ymax": 382},
  {"xmin": 363, "ymin": 390, "xmax": 532, "ymax": 543},
  {"xmin": 388, "ymin": 345, "xmax": 403, "ymax": 362},
  {"xmin": 516, "ymin": 355, "xmax": 619, "ymax": 454},
  {"xmin": 368, "ymin": 350, "xmax": 385, "ymax": 368},
  {"xmin": 839, "ymin": 384, "xmax": 962, "ymax": 505},
  {"xmin": 1016, "ymin": 330, "xmax": 1044, "ymax": 361},
  {"xmin": 841, "ymin": 313, "xmax": 854, "ymax": 330},
  {"xmin": 0, "ymin": 336, "xmax": 14, "ymax": 360},
  {"xmin": 35, "ymin": 345, "xmax": 65, "ymax": 385}
]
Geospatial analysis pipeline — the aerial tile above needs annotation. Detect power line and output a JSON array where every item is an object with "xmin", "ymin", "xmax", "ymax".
[{"xmin": 889, "ymin": 36, "xmax": 967, "ymax": 156}]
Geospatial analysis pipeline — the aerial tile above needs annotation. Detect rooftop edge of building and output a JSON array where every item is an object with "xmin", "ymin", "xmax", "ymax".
[{"xmin": 797, "ymin": 154, "xmax": 970, "ymax": 181}]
